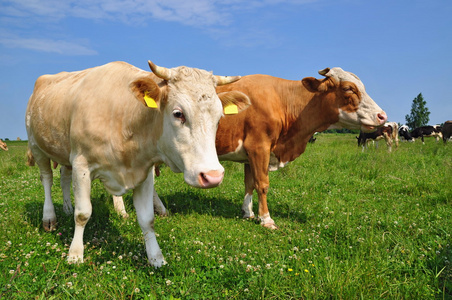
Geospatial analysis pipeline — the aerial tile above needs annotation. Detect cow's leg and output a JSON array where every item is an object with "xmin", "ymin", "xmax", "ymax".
[
  {"xmin": 153, "ymin": 188, "xmax": 168, "ymax": 216},
  {"xmin": 34, "ymin": 155, "xmax": 56, "ymax": 231},
  {"xmin": 133, "ymin": 167, "xmax": 165, "ymax": 267},
  {"xmin": 67, "ymin": 158, "xmax": 92, "ymax": 263},
  {"xmin": 246, "ymin": 145, "xmax": 276, "ymax": 229},
  {"xmin": 60, "ymin": 166, "xmax": 74, "ymax": 215},
  {"xmin": 383, "ymin": 133, "xmax": 392, "ymax": 153},
  {"xmin": 112, "ymin": 196, "xmax": 129, "ymax": 218},
  {"xmin": 242, "ymin": 164, "xmax": 255, "ymax": 219}
]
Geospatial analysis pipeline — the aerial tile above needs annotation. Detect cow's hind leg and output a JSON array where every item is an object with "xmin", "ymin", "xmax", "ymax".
[
  {"xmin": 35, "ymin": 155, "xmax": 57, "ymax": 231},
  {"xmin": 112, "ymin": 196, "xmax": 129, "ymax": 218},
  {"xmin": 153, "ymin": 188, "xmax": 168, "ymax": 216},
  {"xmin": 60, "ymin": 165, "xmax": 74, "ymax": 215},
  {"xmin": 242, "ymin": 164, "xmax": 255, "ymax": 219},
  {"xmin": 133, "ymin": 167, "xmax": 165, "ymax": 268}
]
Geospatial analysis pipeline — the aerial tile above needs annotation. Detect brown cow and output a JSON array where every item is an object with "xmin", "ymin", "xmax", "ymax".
[
  {"xmin": 212, "ymin": 68, "xmax": 387, "ymax": 229},
  {"xmin": 0, "ymin": 139, "xmax": 7, "ymax": 151}
]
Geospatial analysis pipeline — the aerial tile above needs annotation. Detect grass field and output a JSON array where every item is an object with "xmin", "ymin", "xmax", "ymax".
[{"xmin": 0, "ymin": 135, "xmax": 451, "ymax": 299}]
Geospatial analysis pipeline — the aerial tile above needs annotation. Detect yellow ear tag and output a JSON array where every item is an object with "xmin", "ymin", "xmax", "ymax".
[
  {"xmin": 224, "ymin": 103, "xmax": 239, "ymax": 115},
  {"xmin": 144, "ymin": 92, "xmax": 158, "ymax": 108}
]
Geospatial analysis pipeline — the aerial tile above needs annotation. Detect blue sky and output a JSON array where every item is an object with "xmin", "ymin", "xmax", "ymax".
[{"xmin": 1, "ymin": 0, "xmax": 451, "ymax": 140}]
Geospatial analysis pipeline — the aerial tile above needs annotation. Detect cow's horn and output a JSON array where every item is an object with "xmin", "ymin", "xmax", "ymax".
[
  {"xmin": 148, "ymin": 61, "xmax": 172, "ymax": 81},
  {"xmin": 215, "ymin": 75, "xmax": 241, "ymax": 86},
  {"xmin": 318, "ymin": 68, "xmax": 331, "ymax": 76}
]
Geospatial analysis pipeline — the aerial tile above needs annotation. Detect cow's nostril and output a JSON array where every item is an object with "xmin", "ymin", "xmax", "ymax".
[{"xmin": 377, "ymin": 112, "xmax": 387, "ymax": 124}]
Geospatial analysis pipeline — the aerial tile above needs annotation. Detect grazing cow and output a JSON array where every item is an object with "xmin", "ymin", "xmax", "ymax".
[
  {"xmin": 442, "ymin": 121, "xmax": 452, "ymax": 143},
  {"xmin": 26, "ymin": 61, "xmax": 250, "ymax": 267},
  {"xmin": 399, "ymin": 125, "xmax": 414, "ymax": 142},
  {"xmin": 411, "ymin": 125, "xmax": 443, "ymax": 143},
  {"xmin": 357, "ymin": 122, "xmax": 398, "ymax": 152},
  {"xmin": 0, "ymin": 139, "xmax": 7, "ymax": 151}
]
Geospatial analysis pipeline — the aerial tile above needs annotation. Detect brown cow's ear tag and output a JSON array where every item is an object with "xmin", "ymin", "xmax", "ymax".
[
  {"xmin": 224, "ymin": 103, "xmax": 238, "ymax": 114},
  {"xmin": 144, "ymin": 91, "xmax": 158, "ymax": 108}
]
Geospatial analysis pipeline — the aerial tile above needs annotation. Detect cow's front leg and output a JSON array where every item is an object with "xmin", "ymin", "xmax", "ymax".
[
  {"xmin": 242, "ymin": 164, "xmax": 255, "ymax": 219},
  {"xmin": 246, "ymin": 144, "xmax": 277, "ymax": 229},
  {"xmin": 68, "ymin": 159, "xmax": 92, "ymax": 263},
  {"xmin": 133, "ymin": 168, "xmax": 165, "ymax": 268}
]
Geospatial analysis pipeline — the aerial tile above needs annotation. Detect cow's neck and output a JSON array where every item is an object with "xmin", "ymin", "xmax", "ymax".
[{"xmin": 273, "ymin": 83, "xmax": 337, "ymax": 163}]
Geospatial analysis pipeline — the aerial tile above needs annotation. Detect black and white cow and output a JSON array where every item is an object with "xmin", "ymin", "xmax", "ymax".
[
  {"xmin": 411, "ymin": 125, "xmax": 443, "ymax": 144},
  {"xmin": 399, "ymin": 125, "xmax": 414, "ymax": 142},
  {"xmin": 357, "ymin": 122, "xmax": 398, "ymax": 152},
  {"xmin": 442, "ymin": 121, "xmax": 452, "ymax": 143}
]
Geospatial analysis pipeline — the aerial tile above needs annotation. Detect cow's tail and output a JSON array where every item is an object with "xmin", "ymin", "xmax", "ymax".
[{"xmin": 27, "ymin": 147, "xmax": 35, "ymax": 166}]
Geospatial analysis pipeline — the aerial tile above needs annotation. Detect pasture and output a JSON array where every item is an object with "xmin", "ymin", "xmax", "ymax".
[{"xmin": 0, "ymin": 135, "xmax": 450, "ymax": 299}]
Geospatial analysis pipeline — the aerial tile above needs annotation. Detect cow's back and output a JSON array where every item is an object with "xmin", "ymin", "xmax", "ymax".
[
  {"xmin": 26, "ymin": 62, "xmax": 155, "ymax": 166},
  {"xmin": 215, "ymin": 75, "xmax": 299, "ymax": 157}
]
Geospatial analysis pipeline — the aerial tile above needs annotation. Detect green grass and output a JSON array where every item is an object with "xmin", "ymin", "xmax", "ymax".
[{"xmin": 0, "ymin": 136, "xmax": 451, "ymax": 299}]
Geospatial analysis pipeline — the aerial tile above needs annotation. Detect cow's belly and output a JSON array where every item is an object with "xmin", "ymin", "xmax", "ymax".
[
  {"xmin": 217, "ymin": 139, "xmax": 289, "ymax": 171},
  {"xmin": 93, "ymin": 165, "xmax": 152, "ymax": 196}
]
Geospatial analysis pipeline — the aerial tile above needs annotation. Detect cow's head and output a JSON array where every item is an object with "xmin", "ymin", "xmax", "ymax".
[
  {"xmin": 131, "ymin": 61, "xmax": 250, "ymax": 188},
  {"xmin": 302, "ymin": 67, "xmax": 387, "ymax": 133}
]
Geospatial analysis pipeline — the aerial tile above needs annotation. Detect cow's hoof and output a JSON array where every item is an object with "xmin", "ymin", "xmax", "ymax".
[
  {"xmin": 118, "ymin": 210, "xmax": 130, "ymax": 219},
  {"xmin": 263, "ymin": 222, "xmax": 278, "ymax": 230},
  {"xmin": 67, "ymin": 255, "xmax": 83, "ymax": 264},
  {"xmin": 43, "ymin": 219, "xmax": 57, "ymax": 232},
  {"xmin": 150, "ymin": 258, "xmax": 167, "ymax": 268},
  {"xmin": 241, "ymin": 210, "xmax": 255, "ymax": 219}
]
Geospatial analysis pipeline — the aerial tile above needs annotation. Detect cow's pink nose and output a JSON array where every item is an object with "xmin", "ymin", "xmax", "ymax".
[
  {"xmin": 199, "ymin": 170, "xmax": 224, "ymax": 188},
  {"xmin": 377, "ymin": 111, "xmax": 387, "ymax": 125}
]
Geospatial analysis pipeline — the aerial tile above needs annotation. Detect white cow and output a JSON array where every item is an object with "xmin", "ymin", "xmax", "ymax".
[{"xmin": 26, "ymin": 61, "xmax": 250, "ymax": 267}]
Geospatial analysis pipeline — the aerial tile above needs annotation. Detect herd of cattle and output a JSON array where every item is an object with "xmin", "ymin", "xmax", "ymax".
[
  {"xmin": 0, "ymin": 60, "xmax": 449, "ymax": 267},
  {"xmin": 357, "ymin": 121, "xmax": 451, "ymax": 152}
]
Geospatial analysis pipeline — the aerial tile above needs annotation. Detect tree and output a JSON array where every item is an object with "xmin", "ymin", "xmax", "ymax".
[{"xmin": 405, "ymin": 93, "xmax": 430, "ymax": 130}]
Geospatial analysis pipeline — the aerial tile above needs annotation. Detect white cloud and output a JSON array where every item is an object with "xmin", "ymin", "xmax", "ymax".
[
  {"xmin": 1, "ymin": 0, "xmax": 317, "ymax": 27},
  {"xmin": 0, "ymin": 36, "xmax": 98, "ymax": 56}
]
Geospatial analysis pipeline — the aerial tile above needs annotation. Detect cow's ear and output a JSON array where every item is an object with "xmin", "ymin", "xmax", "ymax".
[
  {"xmin": 130, "ymin": 77, "xmax": 161, "ymax": 108},
  {"xmin": 302, "ymin": 77, "xmax": 329, "ymax": 93},
  {"xmin": 218, "ymin": 91, "xmax": 251, "ymax": 115}
]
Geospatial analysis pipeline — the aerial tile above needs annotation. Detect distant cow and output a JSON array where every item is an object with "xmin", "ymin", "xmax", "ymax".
[
  {"xmin": 26, "ymin": 61, "xmax": 250, "ymax": 267},
  {"xmin": 442, "ymin": 121, "xmax": 452, "ymax": 143},
  {"xmin": 0, "ymin": 139, "xmax": 7, "ymax": 151},
  {"xmin": 399, "ymin": 125, "xmax": 414, "ymax": 142},
  {"xmin": 411, "ymin": 125, "xmax": 443, "ymax": 143},
  {"xmin": 357, "ymin": 122, "xmax": 398, "ymax": 152}
]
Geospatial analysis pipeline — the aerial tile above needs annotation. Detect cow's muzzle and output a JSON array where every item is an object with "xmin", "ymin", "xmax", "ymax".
[{"xmin": 198, "ymin": 170, "xmax": 224, "ymax": 188}]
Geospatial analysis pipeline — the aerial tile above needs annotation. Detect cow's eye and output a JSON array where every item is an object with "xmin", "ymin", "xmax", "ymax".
[{"xmin": 172, "ymin": 109, "xmax": 186, "ymax": 124}]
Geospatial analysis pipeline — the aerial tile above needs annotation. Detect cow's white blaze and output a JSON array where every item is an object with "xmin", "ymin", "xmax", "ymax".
[{"xmin": 157, "ymin": 71, "xmax": 225, "ymax": 187}]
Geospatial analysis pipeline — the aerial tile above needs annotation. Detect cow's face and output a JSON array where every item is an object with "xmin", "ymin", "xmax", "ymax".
[
  {"xmin": 133, "ymin": 62, "xmax": 250, "ymax": 188},
  {"xmin": 303, "ymin": 68, "xmax": 387, "ymax": 133}
]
